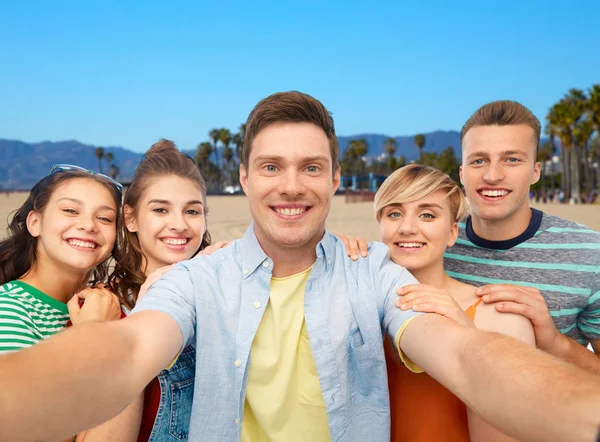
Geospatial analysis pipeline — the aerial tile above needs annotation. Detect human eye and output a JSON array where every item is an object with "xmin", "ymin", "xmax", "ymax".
[
  {"xmin": 388, "ymin": 211, "xmax": 402, "ymax": 219},
  {"xmin": 470, "ymin": 158, "xmax": 484, "ymax": 165},
  {"xmin": 507, "ymin": 157, "xmax": 521, "ymax": 163},
  {"xmin": 152, "ymin": 207, "xmax": 168, "ymax": 214},
  {"xmin": 420, "ymin": 212, "xmax": 436, "ymax": 220},
  {"xmin": 305, "ymin": 165, "xmax": 321, "ymax": 173},
  {"xmin": 263, "ymin": 164, "xmax": 278, "ymax": 173},
  {"xmin": 97, "ymin": 215, "xmax": 114, "ymax": 223},
  {"xmin": 62, "ymin": 208, "xmax": 78, "ymax": 215},
  {"xmin": 186, "ymin": 209, "xmax": 202, "ymax": 216}
]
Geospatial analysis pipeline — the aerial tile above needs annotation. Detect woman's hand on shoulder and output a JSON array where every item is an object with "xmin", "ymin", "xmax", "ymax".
[
  {"xmin": 334, "ymin": 233, "xmax": 368, "ymax": 261},
  {"xmin": 138, "ymin": 264, "xmax": 176, "ymax": 300},
  {"xmin": 198, "ymin": 240, "xmax": 231, "ymax": 256}
]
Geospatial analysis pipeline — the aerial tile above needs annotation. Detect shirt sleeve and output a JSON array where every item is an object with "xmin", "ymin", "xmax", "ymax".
[
  {"xmin": 394, "ymin": 316, "xmax": 423, "ymax": 373},
  {"xmin": 0, "ymin": 298, "xmax": 39, "ymax": 354},
  {"xmin": 369, "ymin": 242, "xmax": 424, "ymax": 346},
  {"xmin": 131, "ymin": 262, "xmax": 197, "ymax": 352},
  {"xmin": 578, "ymin": 266, "xmax": 600, "ymax": 340}
]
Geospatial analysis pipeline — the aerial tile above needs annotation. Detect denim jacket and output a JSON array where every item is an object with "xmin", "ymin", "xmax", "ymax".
[{"xmin": 148, "ymin": 345, "xmax": 196, "ymax": 441}]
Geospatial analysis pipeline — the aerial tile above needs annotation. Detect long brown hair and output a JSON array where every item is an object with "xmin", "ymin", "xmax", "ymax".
[
  {"xmin": 109, "ymin": 139, "xmax": 211, "ymax": 309},
  {"xmin": 0, "ymin": 171, "xmax": 122, "ymax": 285}
]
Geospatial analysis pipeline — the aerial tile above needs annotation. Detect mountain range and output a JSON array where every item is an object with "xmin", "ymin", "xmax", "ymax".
[{"xmin": 0, "ymin": 130, "xmax": 530, "ymax": 188}]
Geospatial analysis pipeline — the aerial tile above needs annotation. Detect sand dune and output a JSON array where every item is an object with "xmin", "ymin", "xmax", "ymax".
[{"xmin": 1, "ymin": 192, "xmax": 598, "ymax": 242}]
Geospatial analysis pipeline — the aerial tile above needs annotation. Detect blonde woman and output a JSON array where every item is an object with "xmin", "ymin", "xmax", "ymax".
[{"xmin": 374, "ymin": 164, "xmax": 534, "ymax": 442}]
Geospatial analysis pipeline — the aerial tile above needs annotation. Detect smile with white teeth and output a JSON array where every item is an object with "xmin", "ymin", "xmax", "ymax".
[
  {"xmin": 162, "ymin": 238, "xmax": 188, "ymax": 245},
  {"xmin": 274, "ymin": 207, "xmax": 306, "ymax": 216},
  {"xmin": 67, "ymin": 239, "xmax": 97, "ymax": 249},
  {"xmin": 396, "ymin": 242, "xmax": 425, "ymax": 248},
  {"xmin": 480, "ymin": 189, "xmax": 509, "ymax": 197}
]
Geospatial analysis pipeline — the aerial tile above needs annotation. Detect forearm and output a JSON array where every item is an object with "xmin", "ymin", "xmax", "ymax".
[
  {"xmin": 467, "ymin": 409, "xmax": 519, "ymax": 442},
  {"xmin": 402, "ymin": 315, "xmax": 600, "ymax": 442},
  {"xmin": 76, "ymin": 393, "xmax": 144, "ymax": 442},
  {"xmin": 0, "ymin": 322, "xmax": 145, "ymax": 442},
  {"xmin": 457, "ymin": 331, "xmax": 600, "ymax": 442},
  {"xmin": 550, "ymin": 334, "xmax": 600, "ymax": 374}
]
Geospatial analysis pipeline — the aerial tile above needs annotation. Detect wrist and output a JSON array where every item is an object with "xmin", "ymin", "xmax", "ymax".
[{"xmin": 546, "ymin": 333, "xmax": 570, "ymax": 359}]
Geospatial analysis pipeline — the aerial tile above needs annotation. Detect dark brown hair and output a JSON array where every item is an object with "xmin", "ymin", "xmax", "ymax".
[
  {"xmin": 109, "ymin": 139, "xmax": 211, "ymax": 309},
  {"xmin": 0, "ymin": 171, "xmax": 122, "ymax": 285},
  {"xmin": 461, "ymin": 100, "xmax": 541, "ymax": 150},
  {"xmin": 242, "ymin": 91, "xmax": 340, "ymax": 171}
]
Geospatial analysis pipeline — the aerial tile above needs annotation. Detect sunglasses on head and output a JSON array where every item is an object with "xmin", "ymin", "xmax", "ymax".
[{"xmin": 48, "ymin": 164, "xmax": 124, "ymax": 194}]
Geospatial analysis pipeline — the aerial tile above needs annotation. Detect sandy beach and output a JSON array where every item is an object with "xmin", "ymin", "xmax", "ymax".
[{"xmin": 1, "ymin": 192, "xmax": 599, "ymax": 242}]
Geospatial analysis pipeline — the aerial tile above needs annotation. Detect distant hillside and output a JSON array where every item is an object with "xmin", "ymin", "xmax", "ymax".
[
  {"xmin": 0, "ymin": 139, "xmax": 143, "ymax": 189},
  {"xmin": 0, "ymin": 131, "xmax": 549, "ymax": 188}
]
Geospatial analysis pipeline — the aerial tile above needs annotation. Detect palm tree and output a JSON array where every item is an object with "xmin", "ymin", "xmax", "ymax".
[
  {"xmin": 109, "ymin": 164, "xmax": 120, "ymax": 180},
  {"xmin": 537, "ymin": 142, "xmax": 554, "ymax": 199},
  {"xmin": 219, "ymin": 129, "xmax": 232, "ymax": 153},
  {"xmin": 588, "ymin": 85, "xmax": 600, "ymax": 137},
  {"xmin": 563, "ymin": 89, "xmax": 588, "ymax": 202},
  {"xmin": 586, "ymin": 85, "xmax": 600, "ymax": 192},
  {"xmin": 196, "ymin": 141, "xmax": 215, "ymax": 192},
  {"xmin": 546, "ymin": 104, "xmax": 568, "ymax": 199},
  {"xmin": 590, "ymin": 136, "xmax": 600, "ymax": 190},
  {"xmin": 574, "ymin": 119, "xmax": 594, "ymax": 197},
  {"xmin": 414, "ymin": 134, "xmax": 426, "ymax": 161},
  {"xmin": 94, "ymin": 147, "xmax": 105, "ymax": 173},
  {"xmin": 104, "ymin": 152, "xmax": 114, "ymax": 172},
  {"xmin": 222, "ymin": 146, "xmax": 235, "ymax": 186},
  {"xmin": 384, "ymin": 138, "xmax": 397, "ymax": 174},
  {"xmin": 196, "ymin": 142, "xmax": 214, "ymax": 169},
  {"xmin": 218, "ymin": 129, "xmax": 232, "ymax": 190},
  {"xmin": 232, "ymin": 132, "xmax": 243, "ymax": 164},
  {"xmin": 347, "ymin": 139, "xmax": 369, "ymax": 183},
  {"xmin": 209, "ymin": 129, "xmax": 221, "ymax": 170}
]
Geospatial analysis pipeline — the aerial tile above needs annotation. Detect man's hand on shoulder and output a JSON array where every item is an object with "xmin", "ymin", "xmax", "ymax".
[{"xmin": 475, "ymin": 284, "xmax": 558, "ymax": 352}]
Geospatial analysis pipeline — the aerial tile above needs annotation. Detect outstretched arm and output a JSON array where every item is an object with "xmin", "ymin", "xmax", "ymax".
[
  {"xmin": 75, "ymin": 394, "xmax": 144, "ymax": 442},
  {"xmin": 400, "ymin": 314, "xmax": 600, "ymax": 442},
  {"xmin": 0, "ymin": 311, "xmax": 182, "ymax": 442}
]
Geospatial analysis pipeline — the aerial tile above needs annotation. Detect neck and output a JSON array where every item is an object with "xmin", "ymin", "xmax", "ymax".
[
  {"xmin": 254, "ymin": 227, "xmax": 322, "ymax": 278},
  {"xmin": 471, "ymin": 206, "xmax": 532, "ymax": 241},
  {"xmin": 410, "ymin": 262, "xmax": 453, "ymax": 291},
  {"xmin": 19, "ymin": 260, "xmax": 89, "ymax": 304},
  {"xmin": 142, "ymin": 257, "xmax": 159, "ymax": 277}
]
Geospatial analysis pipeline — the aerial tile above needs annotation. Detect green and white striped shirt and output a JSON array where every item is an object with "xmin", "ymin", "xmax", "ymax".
[
  {"xmin": 445, "ymin": 209, "xmax": 600, "ymax": 346},
  {"xmin": 0, "ymin": 280, "xmax": 69, "ymax": 354}
]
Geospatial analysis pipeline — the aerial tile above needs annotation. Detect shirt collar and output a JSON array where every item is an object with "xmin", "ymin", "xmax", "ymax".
[{"xmin": 240, "ymin": 223, "xmax": 336, "ymax": 279}]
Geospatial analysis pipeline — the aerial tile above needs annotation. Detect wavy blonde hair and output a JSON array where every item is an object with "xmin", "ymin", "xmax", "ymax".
[{"xmin": 374, "ymin": 164, "xmax": 469, "ymax": 223}]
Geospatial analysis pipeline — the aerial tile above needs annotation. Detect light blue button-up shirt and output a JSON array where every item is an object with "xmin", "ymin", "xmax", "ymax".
[{"xmin": 134, "ymin": 225, "xmax": 420, "ymax": 441}]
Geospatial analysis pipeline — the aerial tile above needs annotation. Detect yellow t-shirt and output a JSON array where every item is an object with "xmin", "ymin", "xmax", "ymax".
[{"xmin": 242, "ymin": 266, "xmax": 331, "ymax": 442}]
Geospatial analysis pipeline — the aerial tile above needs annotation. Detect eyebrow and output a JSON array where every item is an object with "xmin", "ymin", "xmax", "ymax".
[
  {"xmin": 253, "ymin": 155, "xmax": 330, "ymax": 164},
  {"xmin": 387, "ymin": 202, "xmax": 443, "ymax": 210},
  {"xmin": 466, "ymin": 151, "xmax": 490, "ymax": 161},
  {"xmin": 501, "ymin": 150, "xmax": 528, "ymax": 157},
  {"xmin": 467, "ymin": 150, "xmax": 528, "ymax": 161},
  {"xmin": 57, "ymin": 197, "xmax": 116, "ymax": 213},
  {"xmin": 147, "ymin": 199, "xmax": 204, "ymax": 206}
]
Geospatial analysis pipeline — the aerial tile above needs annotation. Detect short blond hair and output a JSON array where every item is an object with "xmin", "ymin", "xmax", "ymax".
[{"xmin": 374, "ymin": 164, "xmax": 469, "ymax": 223}]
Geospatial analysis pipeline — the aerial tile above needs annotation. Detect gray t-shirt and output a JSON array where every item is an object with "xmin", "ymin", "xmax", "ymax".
[{"xmin": 445, "ymin": 209, "xmax": 600, "ymax": 346}]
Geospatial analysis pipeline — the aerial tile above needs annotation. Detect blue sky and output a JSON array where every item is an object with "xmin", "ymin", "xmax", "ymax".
[{"xmin": 1, "ymin": 1, "xmax": 598, "ymax": 153}]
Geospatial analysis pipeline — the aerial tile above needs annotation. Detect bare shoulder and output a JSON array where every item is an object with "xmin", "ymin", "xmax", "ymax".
[{"xmin": 474, "ymin": 302, "xmax": 535, "ymax": 345}]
